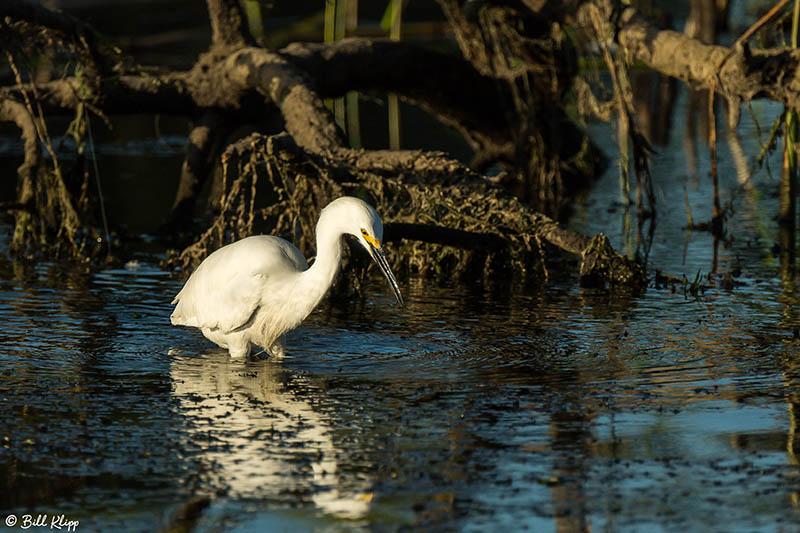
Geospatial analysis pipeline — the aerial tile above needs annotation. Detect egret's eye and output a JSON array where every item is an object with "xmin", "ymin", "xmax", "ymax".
[{"xmin": 360, "ymin": 228, "xmax": 380, "ymax": 248}]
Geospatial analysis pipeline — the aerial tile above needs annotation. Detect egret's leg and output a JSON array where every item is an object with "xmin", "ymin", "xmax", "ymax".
[
  {"xmin": 270, "ymin": 337, "xmax": 286, "ymax": 358},
  {"xmin": 228, "ymin": 340, "xmax": 251, "ymax": 359}
]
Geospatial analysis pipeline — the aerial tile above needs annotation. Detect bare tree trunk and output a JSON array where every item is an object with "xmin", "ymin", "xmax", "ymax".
[{"xmin": 164, "ymin": 111, "xmax": 230, "ymax": 233}]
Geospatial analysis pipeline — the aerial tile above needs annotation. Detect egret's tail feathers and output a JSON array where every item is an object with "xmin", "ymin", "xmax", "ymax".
[{"xmin": 170, "ymin": 311, "xmax": 196, "ymax": 327}]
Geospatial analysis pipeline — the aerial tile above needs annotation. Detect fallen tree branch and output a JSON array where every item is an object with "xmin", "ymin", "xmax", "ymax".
[
  {"xmin": 0, "ymin": 75, "xmax": 196, "ymax": 116},
  {"xmin": 166, "ymin": 132, "xmax": 645, "ymax": 289},
  {"xmin": 1, "ymin": 0, "xmax": 97, "ymax": 48},
  {"xmin": 0, "ymin": 0, "xmax": 121, "ymax": 76},
  {"xmin": 205, "ymin": 0, "xmax": 255, "ymax": 48},
  {"xmin": 2, "ymin": 0, "xmax": 642, "ymax": 288},
  {"xmin": 164, "ymin": 110, "xmax": 231, "ymax": 233},
  {"xmin": 385, "ymin": 222, "xmax": 509, "ymax": 252},
  {"xmin": 575, "ymin": 0, "xmax": 800, "ymax": 116},
  {"xmin": 281, "ymin": 38, "xmax": 514, "ymax": 157},
  {"xmin": 0, "ymin": 99, "xmax": 39, "ymax": 198}
]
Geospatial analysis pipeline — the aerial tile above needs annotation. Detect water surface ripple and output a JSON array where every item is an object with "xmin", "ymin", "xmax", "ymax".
[{"xmin": 0, "ymin": 261, "xmax": 799, "ymax": 531}]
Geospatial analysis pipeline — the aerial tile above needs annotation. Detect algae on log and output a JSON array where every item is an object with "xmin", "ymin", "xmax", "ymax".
[{"xmin": 164, "ymin": 132, "xmax": 645, "ymax": 290}]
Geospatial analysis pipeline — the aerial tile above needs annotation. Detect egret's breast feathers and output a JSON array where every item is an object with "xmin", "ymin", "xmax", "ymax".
[{"xmin": 170, "ymin": 235, "xmax": 309, "ymax": 335}]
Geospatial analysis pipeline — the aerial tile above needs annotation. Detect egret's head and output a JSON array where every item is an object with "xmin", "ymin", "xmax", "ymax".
[{"xmin": 321, "ymin": 197, "xmax": 404, "ymax": 307}]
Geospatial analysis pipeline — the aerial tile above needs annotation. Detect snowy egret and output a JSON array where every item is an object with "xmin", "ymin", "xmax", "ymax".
[{"xmin": 170, "ymin": 197, "xmax": 403, "ymax": 358}]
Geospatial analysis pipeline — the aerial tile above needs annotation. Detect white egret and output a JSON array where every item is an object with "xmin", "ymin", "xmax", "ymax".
[{"xmin": 170, "ymin": 196, "xmax": 403, "ymax": 358}]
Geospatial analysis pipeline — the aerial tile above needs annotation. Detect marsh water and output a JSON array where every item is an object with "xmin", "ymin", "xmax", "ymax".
[
  {"xmin": 2, "ymin": 86, "xmax": 800, "ymax": 531},
  {"xmin": 3, "ymin": 2, "xmax": 800, "ymax": 532}
]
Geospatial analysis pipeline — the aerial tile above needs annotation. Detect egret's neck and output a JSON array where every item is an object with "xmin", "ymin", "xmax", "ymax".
[{"xmin": 297, "ymin": 222, "xmax": 343, "ymax": 315}]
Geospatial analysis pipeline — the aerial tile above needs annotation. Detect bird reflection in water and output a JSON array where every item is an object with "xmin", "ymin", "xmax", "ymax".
[{"xmin": 170, "ymin": 350, "xmax": 373, "ymax": 519}]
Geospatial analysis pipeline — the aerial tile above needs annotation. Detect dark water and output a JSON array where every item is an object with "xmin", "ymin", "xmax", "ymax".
[
  {"xmin": 1, "ymin": 236, "xmax": 800, "ymax": 532},
  {"xmin": 3, "ymin": 2, "xmax": 800, "ymax": 531}
]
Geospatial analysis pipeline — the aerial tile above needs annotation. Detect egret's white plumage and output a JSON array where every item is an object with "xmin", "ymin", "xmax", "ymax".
[{"xmin": 170, "ymin": 197, "xmax": 403, "ymax": 358}]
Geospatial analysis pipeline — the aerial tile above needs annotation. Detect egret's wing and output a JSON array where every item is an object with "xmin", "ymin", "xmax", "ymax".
[{"xmin": 170, "ymin": 236, "xmax": 308, "ymax": 333}]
